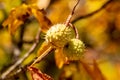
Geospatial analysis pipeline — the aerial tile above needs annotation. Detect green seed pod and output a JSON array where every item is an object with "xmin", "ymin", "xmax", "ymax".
[
  {"xmin": 63, "ymin": 39, "xmax": 85, "ymax": 60},
  {"xmin": 45, "ymin": 24, "xmax": 75, "ymax": 48}
]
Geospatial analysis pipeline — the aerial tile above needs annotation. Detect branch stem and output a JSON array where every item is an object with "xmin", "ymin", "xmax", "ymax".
[
  {"xmin": 30, "ymin": 46, "xmax": 53, "ymax": 67},
  {"xmin": 65, "ymin": 0, "xmax": 80, "ymax": 26}
]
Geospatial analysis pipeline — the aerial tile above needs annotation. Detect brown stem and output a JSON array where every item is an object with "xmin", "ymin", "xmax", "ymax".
[
  {"xmin": 68, "ymin": 23, "xmax": 79, "ymax": 39},
  {"xmin": 30, "ymin": 46, "xmax": 53, "ymax": 67},
  {"xmin": 65, "ymin": 0, "xmax": 80, "ymax": 26}
]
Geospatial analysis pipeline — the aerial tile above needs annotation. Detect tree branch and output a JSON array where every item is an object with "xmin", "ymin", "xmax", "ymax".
[
  {"xmin": 72, "ymin": 0, "xmax": 113, "ymax": 23},
  {"xmin": 65, "ymin": 0, "xmax": 80, "ymax": 26},
  {"xmin": 0, "ymin": 28, "xmax": 41, "ymax": 80},
  {"xmin": 30, "ymin": 46, "xmax": 53, "ymax": 67}
]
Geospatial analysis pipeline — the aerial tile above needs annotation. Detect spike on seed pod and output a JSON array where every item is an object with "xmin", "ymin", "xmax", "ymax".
[
  {"xmin": 45, "ymin": 24, "xmax": 75, "ymax": 48},
  {"xmin": 63, "ymin": 39, "xmax": 85, "ymax": 60}
]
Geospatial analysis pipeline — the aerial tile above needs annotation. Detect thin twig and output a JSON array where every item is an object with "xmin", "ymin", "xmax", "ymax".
[
  {"xmin": 68, "ymin": 23, "xmax": 79, "ymax": 39},
  {"xmin": 0, "ymin": 28, "xmax": 41, "ymax": 80},
  {"xmin": 30, "ymin": 46, "xmax": 53, "ymax": 67},
  {"xmin": 65, "ymin": 0, "xmax": 80, "ymax": 26},
  {"xmin": 3, "ymin": 57, "xmax": 37, "ymax": 79},
  {"xmin": 72, "ymin": 0, "xmax": 113, "ymax": 23}
]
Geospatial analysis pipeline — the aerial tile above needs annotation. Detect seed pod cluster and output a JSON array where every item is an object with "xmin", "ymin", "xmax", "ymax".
[{"xmin": 45, "ymin": 24, "xmax": 85, "ymax": 60}]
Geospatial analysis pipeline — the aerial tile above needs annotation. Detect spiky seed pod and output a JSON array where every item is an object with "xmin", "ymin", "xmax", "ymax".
[
  {"xmin": 63, "ymin": 39, "xmax": 85, "ymax": 60},
  {"xmin": 45, "ymin": 24, "xmax": 75, "ymax": 48}
]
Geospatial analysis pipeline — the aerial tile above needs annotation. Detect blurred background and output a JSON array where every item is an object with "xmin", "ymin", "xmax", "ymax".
[{"xmin": 0, "ymin": 0, "xmax": 120, "ymax": 80}]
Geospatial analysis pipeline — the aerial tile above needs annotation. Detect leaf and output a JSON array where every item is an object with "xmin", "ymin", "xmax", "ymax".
[
  {"xmin": 55, "ymin": 48, "xmax": 67, "ymax": 69},
  {"xmin": 28, "ymin": 66, "xmax": 53, "ymax": 80},
  {"xmin": 2, "ymin": 4, "xmax": 52, "ymax": 34},
  {"xmin": 80, "ymin": 60, "xmax": 106, "ymax": 80},
  {"xmin": 31, "ymin": 8, "xmax": 52, "ymax": 33},
  {"xmin": 93, "ymin": 61, "xmax": 106, "ymax": 80},
  {"xmin": 2, "ymin": 4, "xmax": 31, "ymax": 34}
]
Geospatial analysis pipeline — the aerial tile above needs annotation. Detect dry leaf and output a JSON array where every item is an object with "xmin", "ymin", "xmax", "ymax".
[
  {"xmin": 2, "ymin": 4, "xmax": 52, "ymax": 34},
  {"xmin": 2, "ymin": 4, "xmax": 31, "ymax": 34},
  {"xmin": 28, "ymin": 66, "xmax": 53, "ymax": 80}
]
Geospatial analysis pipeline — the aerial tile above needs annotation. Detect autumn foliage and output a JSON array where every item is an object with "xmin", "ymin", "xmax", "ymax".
[{"xmin": 0, "ymin": 0, "xmax": 120, "ymax": 80}]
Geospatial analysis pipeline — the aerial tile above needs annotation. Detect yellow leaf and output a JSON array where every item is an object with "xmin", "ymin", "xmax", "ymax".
[
  {"xmin": 2, "ymin": 4, "xmax": 30, "ymax": 34},
  {"xmin": 55, "ymin": 48, "xmax": 67, "ymax": 69},
  {"xmin": 80, "ymin": 60, "xmax": 106, "ymax": 80},
  {"xmin": 3, "ymin": 3, "xmax": 52, "ymax": 34},
  {"xmin": 10, "ymin": 19, "xmax": 23, "ymax": 34},
  {"xmin": 32, "ymin": 8, "xmax": 52, "ymax": 33},
  {"xmin": 99, "ymin": 61, "xmax": 119, "ymax": 80}
]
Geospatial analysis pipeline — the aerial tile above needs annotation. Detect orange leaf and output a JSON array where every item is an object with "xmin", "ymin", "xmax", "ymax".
[
  {"xmin": 10, "ymin": 19, "xmax": 23, "ymax": 34},
  {"xmin": 2, "ymin": 4, "xmax": 31, "ymax": 34},
  {"xmin": 2, "ymin": 4, "xmax": 52, "ymax": 34},
  {"xmin": 28, "ymin": 67, "xmax": 53, "ymax": 80},
  {"xmin": 55, "ymin": 48, "xmax": 67, "ymax": 69},
  {"xmin": 93, "ymin": 61, "xmax": 106, "ymax": 80},
  {"xmin": 80, "ymin": 60, "xmax": 106, "ymax": 80},
  {"xmin": 32, "ymin": 8, "xmax": 52, "ymax": 33}
]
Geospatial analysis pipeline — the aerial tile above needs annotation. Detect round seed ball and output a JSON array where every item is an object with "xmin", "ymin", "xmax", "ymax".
[
  {"xmin": 63, "ymin": 39, "xmax": 85, "ymax": 60},
  {"xmin": 45, "ymin": 24, "xmax": 75, "ymax": 48}
]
